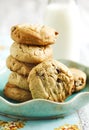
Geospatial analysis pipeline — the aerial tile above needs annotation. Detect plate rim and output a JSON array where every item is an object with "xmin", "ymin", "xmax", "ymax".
[{"xmin": 0, "ymin": 91, "xmax": 89, "ymax": 106}]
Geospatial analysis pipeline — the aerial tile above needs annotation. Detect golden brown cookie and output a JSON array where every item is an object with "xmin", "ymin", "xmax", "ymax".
[
  {"xmin": 70, "ymin": 68, "xmax": 87, "ymax": 92},
  {"xmin": 28, "ymin": 59, "xmax": 74, "ymax": 102},
  {"xmin": 11, "ymin": 24, "xmax": 58, "ymax": 45},
  {"xmin": 10, "ymin": 42, "xmax": 53, "ymax": 63},
  {"xmin": 4, "ymin": 82, "xmax": 32, "ymax": 102},
  {"xmin": 6, "ymin": 55, "xmax": 37, "ymax": 76},
  {"xmin": 8, "ymin": 72, "xmax": 29, "ymax": 90}
]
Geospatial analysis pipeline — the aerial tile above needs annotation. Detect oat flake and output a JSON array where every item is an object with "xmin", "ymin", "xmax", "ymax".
[{"xmin": 0, "ymin": 120, "xmax": 25, "ymax": 130}]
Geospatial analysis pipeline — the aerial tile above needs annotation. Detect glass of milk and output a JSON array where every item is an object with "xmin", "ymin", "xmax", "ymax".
[{"xmin": 44, "ymin": 0, "xmax": 81, "ymax": 62}]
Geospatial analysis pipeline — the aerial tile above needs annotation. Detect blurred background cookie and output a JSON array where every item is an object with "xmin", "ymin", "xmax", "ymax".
[
  {"xmin": 11, "ymin": 24, "xmax": 58, "ymax": 45},
  {"xmin": 28, "ymin": 59, "xmax": 74, "ymax": 102},
  {"xmin": 70, "ymin": 68, "xmax": 87, "ymax": 92},
  {"xmin": 4, "ymin": 82, "xmax": 32, "ymax": 102}
]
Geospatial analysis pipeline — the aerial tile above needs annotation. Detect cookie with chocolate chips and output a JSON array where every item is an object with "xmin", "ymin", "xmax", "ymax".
[
  {"xmin": 28, "ymin": 59, "xmax": 74, "ymax": 102},
  {"xmin": 70, "ymin": 68, "xmax": 87, "ymax": 92}
]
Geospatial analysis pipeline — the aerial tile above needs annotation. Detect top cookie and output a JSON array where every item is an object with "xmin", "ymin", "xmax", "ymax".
[
  {"xmin": 28, "ymin": 59, "xmax": 74, "ymax": 102},
  {"xmin": 11, "ymin": 24, "xmax": 58, "ymax": 46}
]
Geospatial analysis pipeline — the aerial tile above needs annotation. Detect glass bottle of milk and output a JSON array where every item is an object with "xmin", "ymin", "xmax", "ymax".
[{"xmin": 44, "ymin": 0, "xmax": 81, "ymax": 62}]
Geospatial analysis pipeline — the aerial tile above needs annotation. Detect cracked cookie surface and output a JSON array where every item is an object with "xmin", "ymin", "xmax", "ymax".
[
  {"xmin": 11, "ymin": 24, "xmax": 58, "ymax": 45},
  {"xmin": 6, "ymin": 55, "xmax": 37, "ymax": 76},
  {"xmin": 10, "ymin": 42, "xmax": 53, "ymax": 63},
  {"xmin": 28, "ymin": 59, "xmax": 74, "ymax": 102},
  {"xmin": 70, "ymin": 68, "xmax": 86, "ymax": 92}
]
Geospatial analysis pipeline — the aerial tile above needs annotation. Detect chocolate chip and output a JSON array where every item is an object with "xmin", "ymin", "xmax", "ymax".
[
  {"xmin": 16, "ymin": 54, "xmax": 18, "ymax": 57},
  {"xmin": 18, "ymin": 34, "xmax": 20, "ymax": 38},
  {"xmin": 74, "ymin": 80, "xmax": 82, "ymax": 87},
  {"xmin": 36, "ymin": 71, "xmax": 45, "ymax": 77},
  {"xmin": 57, "ymin": 78, "xmax": 62, "ymax": 83},
  {"xmin": 41, "ymin": 73, "xmax": 45, "ymax": 77},
  {"xmin": 56, "ymin": 68, "xmax": 61, "ymax": 74},
  {"xmin": 53, "ymin": 90, "xmax": 57, "ymax": 94},
  {"xmin": 55, "ymin": 31, "xmax": 59, "ymax": 35},
  {"xmin": 19, "ymin": 44, "xmax": 22, "ymax": 49},
  {"xmin": 36, "ymin": 71, "xmax": 40, "ymax": 76},
  {"xmin": 52, "ymin": 63, "xmax": 55, "ymax": 67},
  {"xmin": 12, "ymin": 26, "xmax": 16, "ymax": 32}
]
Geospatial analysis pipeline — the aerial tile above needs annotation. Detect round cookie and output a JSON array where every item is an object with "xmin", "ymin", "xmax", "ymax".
[
  {"xmin": 70, "ymin": 68, "xmax": 87, "ymax": 92},
  {"xmin": 8, "ymin": 72, "xmax": 29, "ymax": 90},
  {"xmin": 28, "ymin": 59, "xmax": 74, "ymax": 102},
  {"xmin": 10, "ymin": 42, "xmax": 53, "ymax": 63},
  {"xmin": 6, "ymin": 55, "xmax": 37, "ymax": 76},
  {"xmin": 11, "ymin": 24, "xmax": 58, "ymax": 46},
  {"xmin": 4, "ymin": 83, "xmax": 32, "ymax": 102}
]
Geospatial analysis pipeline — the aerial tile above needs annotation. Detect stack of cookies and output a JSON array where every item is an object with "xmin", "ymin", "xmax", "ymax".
[
  {"xmin": 4, "ymin": 24, "xmax": 86, "ymax": 103},
  {"xmin": 4, "ymin": 24, "xmax": 58, "ymax": 102}
]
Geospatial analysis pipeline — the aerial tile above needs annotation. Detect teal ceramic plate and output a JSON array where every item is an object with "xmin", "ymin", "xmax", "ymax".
[{"xmin": 0, "ymin": 60, "xmax": 89, "ymax": 120}]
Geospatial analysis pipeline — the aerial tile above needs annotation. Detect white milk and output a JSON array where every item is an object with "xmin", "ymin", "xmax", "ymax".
[{"xmin": 44, "ymin": 0, "xmax": 81, "ymax": 62}]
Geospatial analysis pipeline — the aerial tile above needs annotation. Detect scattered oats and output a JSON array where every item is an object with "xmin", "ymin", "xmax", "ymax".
[
  {"xmin": 0, "ymin": 120, "xmax": 25, "ymax": 130},
  {"xmin": 54, "ymin": 124, "xmax": 80, "ymax": 130}
]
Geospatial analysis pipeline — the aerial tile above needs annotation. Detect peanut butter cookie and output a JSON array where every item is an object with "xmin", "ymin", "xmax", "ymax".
[
  {"xmin": 8, "ymin": 72, "xmax": 29, "ymax": 90},
  {"xmin": 10, "ymin": 42, "xmax": 53, "ymax": 63},
  {"xmin": 4, "ymin": 82, "xmax": 32, "ymax": 102},
  {"xmin": 6, "ymin": 55, "xmax": 36, "ymax": 76},
  {"xmin": 11, "ymin": 24, "xmax": 58, "ymax": 45},
  {"xmin": 28, "ymin": 59, "xmax": 74, "ymax": 102}
]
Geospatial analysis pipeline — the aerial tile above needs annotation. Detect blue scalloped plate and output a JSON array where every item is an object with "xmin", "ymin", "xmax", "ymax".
[{"xmin": 0, "ymin": 60, "xmax": 89, "ymax": 120}]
